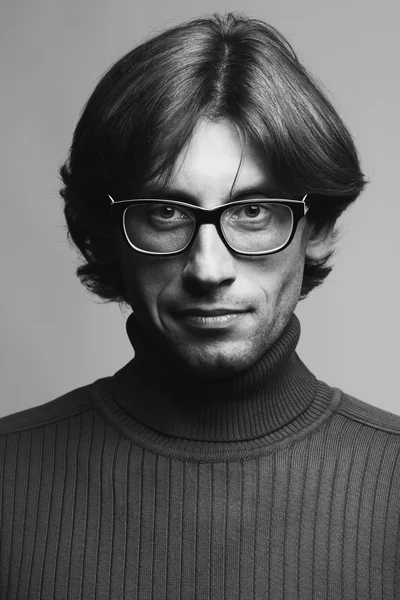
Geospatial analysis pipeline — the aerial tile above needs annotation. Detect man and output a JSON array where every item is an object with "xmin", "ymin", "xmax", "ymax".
[{"xmin": 1, "ymin": 12, "xmax": 399, "ymax": 600}]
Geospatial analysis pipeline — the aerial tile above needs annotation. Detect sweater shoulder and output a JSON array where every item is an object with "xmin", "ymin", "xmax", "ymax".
[
  {"xmin": 337, "ymin": 392, "xmax": 400, "ymax": 435},
  {"xmin": 0, "ymin": 380, "xmax": 104, "ymax": 436}
]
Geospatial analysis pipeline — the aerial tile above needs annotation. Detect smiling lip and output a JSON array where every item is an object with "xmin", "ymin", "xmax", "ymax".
[
  {"xmin": 172, "ymin": 307, "xmax": 249, "ymax": 328},
  {"xmin": 176, "ymin": 308, "xmax": 246, "ymax": 317}
]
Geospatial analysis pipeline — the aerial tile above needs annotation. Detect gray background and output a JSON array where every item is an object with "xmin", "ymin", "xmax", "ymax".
[{"xmin": 1, "ymin": 0, "xmax": 399, "ymax": 417}]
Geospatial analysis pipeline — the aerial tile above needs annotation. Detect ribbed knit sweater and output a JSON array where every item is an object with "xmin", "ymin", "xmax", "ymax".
[{"xmin": 1, "ymin": 314, "xmax": 400, "ymax": 599}]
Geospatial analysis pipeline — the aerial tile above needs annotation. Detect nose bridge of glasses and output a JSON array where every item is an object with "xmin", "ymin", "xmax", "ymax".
[
  {"xmin": 190, "ymin": 221, "xmax": 230, "ymax": 257},
  {"xmin": 192, "ymin": 204, "xmax": 225, "ymax": 227},
  {"xmin": 188, "ymin": 205, "xmax": 236, "ymax": 255},
  {"xmin": 182, "ymin": 205, "xmax": 225, "ymax": 252}
]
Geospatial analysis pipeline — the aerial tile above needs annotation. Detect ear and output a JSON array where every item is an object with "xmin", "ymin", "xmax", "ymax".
[{"xmin": 305, "ymin": 222, "xmax": 336, "ymax": 262}]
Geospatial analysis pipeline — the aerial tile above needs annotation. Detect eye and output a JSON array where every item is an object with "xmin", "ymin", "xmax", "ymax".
[
  {"xmin": 143, "ymin": 203, "xmax": 194, "ymax": 231},
  {"xmin": 149, "ymin": 204, "xmax": 191, "ymax": 221},
  {"xmin": 242, "ymin": 205, "xmax": 263, "ymax": 218},
  {"xmin": 227, "ymin": 203, "xmax": 272, "ymax": 221},
  {"xmin": 152, "ymin": 205, "xmax": 181, "ymax": 219}
]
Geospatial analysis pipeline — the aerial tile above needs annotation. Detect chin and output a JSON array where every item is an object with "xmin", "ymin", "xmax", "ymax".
[{"xmin": 169, "ymin": 340, "xmax": 265, "ymax": 379}]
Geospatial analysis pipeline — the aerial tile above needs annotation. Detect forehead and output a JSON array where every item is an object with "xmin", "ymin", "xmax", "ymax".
[{"xmin": 146, "ymin": 119, "xmax": 275, "ymax": 207}]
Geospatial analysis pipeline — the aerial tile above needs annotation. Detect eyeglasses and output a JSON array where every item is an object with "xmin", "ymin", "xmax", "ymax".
[{"xmin": 109, "ymin": 194, "xmax": 309, "ymax": 256}]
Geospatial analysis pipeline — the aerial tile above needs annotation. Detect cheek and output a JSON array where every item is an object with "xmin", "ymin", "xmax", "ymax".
[
  {"xmin": 120, "ymin": 250, "xmax": 182, "ymax": 309},
  {"xmin": 251, "ymin": 243, "xmax": 305, "ymax": 293},
  {"xmin": 277, "ymin": 252, "xmax": 305, "ymax": 303},
  {"xmin": 275, "ymin": 245, "xmax": 307, "ymax": 308},
  {"xmin": 247, "ymin": 240, "xmax": 306, "ymax": 319}
]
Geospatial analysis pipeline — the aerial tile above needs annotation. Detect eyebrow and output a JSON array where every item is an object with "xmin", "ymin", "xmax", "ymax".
[{"xmin": 138, "ymin": 184, "xmax": 281, "ymax": 204}]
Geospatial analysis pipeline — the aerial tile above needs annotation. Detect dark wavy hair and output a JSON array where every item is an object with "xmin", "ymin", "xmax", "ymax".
[{"xmin": 60, "ymin": 12, "xmax": 367, "ymax": 305}]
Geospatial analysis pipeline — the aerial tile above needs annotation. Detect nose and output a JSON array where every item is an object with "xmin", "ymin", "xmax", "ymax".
[{"xmin": 181, "ymin": 224, "xmax": 237, "ymax": 293}]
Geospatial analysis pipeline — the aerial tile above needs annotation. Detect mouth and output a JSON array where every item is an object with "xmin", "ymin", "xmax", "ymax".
[{"xmin": 172, "ymin": 307, "xmax": 250, "ymax": 329}]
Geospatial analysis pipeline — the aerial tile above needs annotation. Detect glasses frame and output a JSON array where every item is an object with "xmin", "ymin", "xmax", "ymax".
[{"xmin": 109, "ymin": 194, "xmax": 309, "ymax": 256}]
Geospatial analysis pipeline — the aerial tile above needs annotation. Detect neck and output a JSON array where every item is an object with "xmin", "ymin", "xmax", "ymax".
[{"xmin": 110, "ymin": 313, "xmax": 318, "ymax": 442}]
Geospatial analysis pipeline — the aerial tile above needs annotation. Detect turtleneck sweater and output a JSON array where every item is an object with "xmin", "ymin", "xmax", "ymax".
[{"xmin": 1, "ymin": 313, "xmax": 400, "ymax": 599}]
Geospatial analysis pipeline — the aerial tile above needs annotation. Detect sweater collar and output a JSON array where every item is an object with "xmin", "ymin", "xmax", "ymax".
[{"xmin": 110, "ymin": 312, "xmax": 317, "ymax": 442}]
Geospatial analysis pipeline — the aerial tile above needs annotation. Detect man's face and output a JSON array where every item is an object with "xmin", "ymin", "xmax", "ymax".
[{"xmin": 118, "ymin": 119, "xmax": 314, "ymax": 377}]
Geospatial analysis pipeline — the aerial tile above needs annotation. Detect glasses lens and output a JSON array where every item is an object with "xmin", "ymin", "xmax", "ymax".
[
  {"xmin": 221, "ymin": 202, "xmax": 293, "ymax": 253},
  {"xmin": 123, "ymin": 202, "xmax": 195, "ymax": 253}
]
